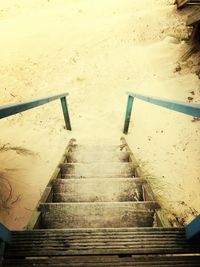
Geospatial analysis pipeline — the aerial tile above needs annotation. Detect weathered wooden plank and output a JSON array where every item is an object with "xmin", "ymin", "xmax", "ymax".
[
  {"xmin": 177, "ymin": 0, "xmax": 200, "ymax": 8},
  {"xmin": 143, "ymin": 184, "xmax": 156, "ymax": 202},
  {"xmin": 53, "ymin": 178, "xmax": 145, "ymax": 202},
  {"xmin": 187, "ymin": 7, "xmax": 200, "ymax": 26},
  {"xmin": 9, "ymin": 228, "xmax": 187, "ymax": 240},
  {"xmin": 60, "ymin": 162, "xmax": 136, "ymax": 178},
  {"xmin": 8, "ymin": 233, "xmax": 188, "ymax": 239},
  {"xmin": 65, "ymin": 151, "xmax": 131, "ymax": 163},
  {"xmin": 3, "ymin": 255, "xmax": 200, "ymax": 267},
  {"xmin": 40, "ymin": 214, "xmax": 155, "ymax": 229},
  {"xmin": 70, "ymin": 145, "xmax": 121, "ymax": 153},
  {"xmin": 26, "ymin": 211, "xmax": 41, "ymax": 230},
  {"xmin": 10, "ymin": 227, "xmax": 184, "ymax": 233},
  {"xmin": 120, "ymin": 138, "xmax": 170, "ymax": 227},
  {"xmin": 5, "ymin": 228, "xmax": 199, "ymax": 259},
  {"xmin": 177, "ymin": 0, "xmax": 189, "ymax": 8},
  {"xmin": 9, "ymin": 233, "xmax": 187, "ymax": 239},
  {"xmin": 5, "ymin": 247, "xmax": 200, "ymax": 258},
  {"xmin": 9, "ymin": 237, "xmax": 187, "ymax": 245},
  {"xmin": 39, "ymin": 202, "xmax": 159, "ymax": 212},
  {"xmin": 39, "ymin": 202, "xmax": 158, "ymax": 228},
  {"xmin": 120, "ymin": 138, "xmax": 157, "ymax": 200},
  {"xmin": 26, "ymin": 139, "xmax": 77, "ymax": 229},
  {"xmin": 156, "ymin": 210, "xmax": 172, "ymax": 227}
]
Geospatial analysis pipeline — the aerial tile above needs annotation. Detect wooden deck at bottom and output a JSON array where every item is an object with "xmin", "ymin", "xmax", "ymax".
[
  {"xmin": 3, "ymin": 255, "xmax": 200, "ymax": 267},
  {"xmin": 4, "ymin": 228, "xmax": 200, "ymax": 258}
]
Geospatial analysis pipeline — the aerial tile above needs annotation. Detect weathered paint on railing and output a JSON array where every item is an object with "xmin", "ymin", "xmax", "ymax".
[
  {"xmin": 123, "ymin": 92, "xmax": 200, "ymax": 134},
  {"xmin": 0, "ymin": 223, "xmax": 11, "ymax": 243},
  {"xmin": 60, "ymin": 97, "xmax": 71, "ymax": 130},
  {"xmin": 186, "ymin": 215, "xmax": 200, "ymax": 242},
  {"xmin": 123, "ymin": 95, "xmax": 134, "ymax": 134},
  {"xmin": 0, "ymin": 93, "xmax": 71, "ymax": 130}
]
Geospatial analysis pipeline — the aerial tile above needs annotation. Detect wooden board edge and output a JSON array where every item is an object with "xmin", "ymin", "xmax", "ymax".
[
  {"xmin": 120, "ymin": 137, "xmax": 141, "ymax": 170},
  {"xmin": 26, "ymin": 211, "xmax": 41, "ymax": 230},
  {"xmin": 120, "ymin": 137, "xmax": 171, "ymax": 227},
  {"xmin": 26, "ymin": 139, "xmax": 76, "ymax": 229},
  {"xmin": 155, "ymin": 210, "xmax": 172, "ymax": 227},
  {"xmin": 187, "ymin": 10, "xmax": 200, "ymax": 26},
  {"xmin": 176, "ymin": 0, "xmax": 188, "ymax": 9},
  {"xmin": 142, "ymin": 183, "xmax": 157, "ymax": 202}
]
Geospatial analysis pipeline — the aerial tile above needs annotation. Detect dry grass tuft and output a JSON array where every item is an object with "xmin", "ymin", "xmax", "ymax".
[
  {"xmin": 0, "ymin": 143, "xmax": 36, "ymax": 156},
  {"xmin": 0, "ymin": 171, "xmax": 21, "ymax": 210}
]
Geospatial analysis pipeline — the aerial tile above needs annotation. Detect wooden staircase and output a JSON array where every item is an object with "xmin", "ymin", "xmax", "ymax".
[{"xmin": 2, "ymin": 138, "xmax": 200, "ymax": 266}]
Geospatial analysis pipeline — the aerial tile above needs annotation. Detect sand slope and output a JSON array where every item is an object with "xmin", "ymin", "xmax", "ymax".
[{"xmin": 0, "ymin": 0, "xmax": 199, "ymax": 229}]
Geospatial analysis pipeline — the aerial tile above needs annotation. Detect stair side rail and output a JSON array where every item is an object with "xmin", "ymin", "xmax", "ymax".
[
  {"xmin": 123, "ymin": 91, "xmax": 200, "ymax": 134},
  {"xmin": 123, "ymin": 91, "xmax": 200, "ymax": 241},
  {"xmin": 0, "ymin": 92, "xmax": 71, "ymax": 130}
]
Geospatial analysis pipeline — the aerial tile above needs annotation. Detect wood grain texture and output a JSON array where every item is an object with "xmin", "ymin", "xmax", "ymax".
[
  {"xmin": 3, "ymin": 255, "xmax": 200, "ymax": 266},
  {"xmin": 53, "ymin": 178, "xmax": 145, "ymax": 202},
  {"xmin": 39, "ymin": 202, "xmax": 158, "ymax": 228},
  {"xmin": 4, "ymin": 228, "xmax": 200, "ymax": 258}
]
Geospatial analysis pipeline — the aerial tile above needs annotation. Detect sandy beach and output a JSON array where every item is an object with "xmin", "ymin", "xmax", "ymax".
[{"xmin": 0, "ymin": 0, "xmax": 199, "ymax": 229}]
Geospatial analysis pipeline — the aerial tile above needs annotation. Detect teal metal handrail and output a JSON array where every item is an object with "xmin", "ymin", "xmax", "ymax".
[
  {"xmin": 0, "ymin": 224, "xmax": 11, "ymax": 243},
  {"xmin": 186, "ymin": 216, "xmax": 200, "ymax": 242},
  {"xmin": 123, "ymin": 91, "xmax": 200, "ymax": 241},
  {"xmin": 0, "ymin": 93, "xmax": 71, "ymax": 249},
  {"xmin": 123, "ymin": 92, "xmax": 200, "ymax": 134},
  {"xmin": 0, "ymin": 223, "xmax": 11, "ymax": 259},
  {"xmin": 0, "ymin": 93, "xmax": 71, "ymax": 130}
]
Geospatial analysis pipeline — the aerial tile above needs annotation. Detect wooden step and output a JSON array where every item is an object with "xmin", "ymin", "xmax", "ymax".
[
  {"xmin": 71, "ymin": 145, "xmax": 127, "ymax": 153},
  {"xmin": 65, "ymin": 151, "xmax": 130, "ymax": 163},
  {"xmin": 53, "ymin": 178, "xmax": 146, "ymax": 202},
  {"xmin": 3, "ymin": 255, "xmax": 200, "ymax": 266},
  {"xmin": 60, "ymin": 163, "xmax": 136, "ymax": 178},
  {"xmin": 38, "ymin": 202, "xmax": 159, "ymax": 229},
  {"xmin": 4, "ymin": 228, "xmax": 200, "ymax": 259}
]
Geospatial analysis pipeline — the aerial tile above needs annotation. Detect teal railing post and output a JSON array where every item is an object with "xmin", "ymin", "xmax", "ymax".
[
  {"xmin": 123, "ymin": 95, "xmax": 134, "ymax": 134},
  {"xmin": 0, "ymin": 223, "xmax": 11, "ymax": 262},
  {"xmin": 186, "ymin": 215, "xmax": 200, "ymax": 242},
  {"xmin": 60, "ymin": 97, "xmax": 72, "ymax": 131},
  {"xmin": 0, "ymin": 223, "xmax": 11, "ymax": 244}
]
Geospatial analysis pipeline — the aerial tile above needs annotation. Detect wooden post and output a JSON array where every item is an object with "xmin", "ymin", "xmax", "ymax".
[
  {"xmin": 123, "ymin": 95, "xmax": 134, "ymax": 134},
  {"xmin": 60, "ymin": 97, "xmax": 72, "ymax": 131}
]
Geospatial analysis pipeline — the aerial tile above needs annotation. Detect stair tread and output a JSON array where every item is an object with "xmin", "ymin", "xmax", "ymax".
[
  {"xmin": 60, "ymin": 162, "xmax": 135, "ymax": 178},
  {"xmin": 66, "ymin": 151, "xmax": 130, "ymax": 163},
  {"xmin": 39, "ymin": 202, "xmax": 159, "ymax": 210},
  {"xmin": 39, "ymin": 202, "xmax": 159, "ymax": 229},
  {"xmin": 72, "ymin": 145, "xmax": 127, "ymax": 153},
  {"xmin": 54, "ymin": 178, "xmax": 145, "ymax": 184},
  {"xmin": 53, "ymin": 178, "xmax": 146, "ymax": 202},
  {"xmin": 7, "ymin": 139, "xmax": 189, "ymax": 266},
  {"xmin": 4, "ymin": 228, "xmax": 200, "ymax": 258}
]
